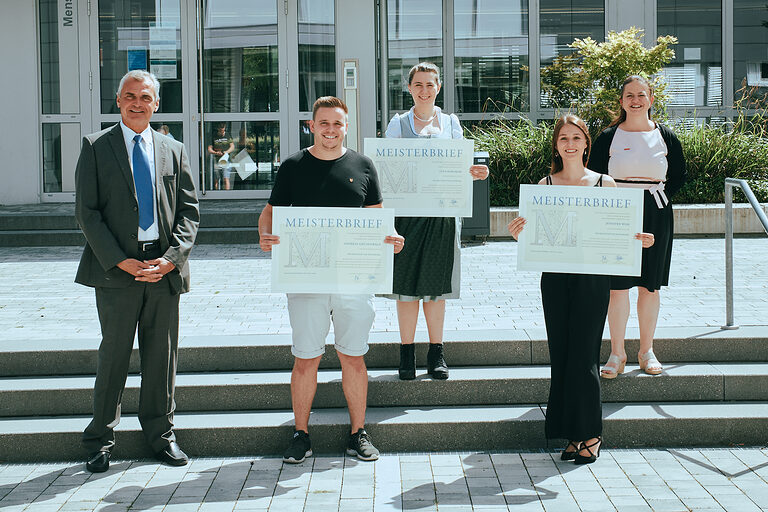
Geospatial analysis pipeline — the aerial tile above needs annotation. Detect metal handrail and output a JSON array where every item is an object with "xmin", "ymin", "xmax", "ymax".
[{"xmin": 723, "ymin": 178, "xmax": 768, "ymax": 329}]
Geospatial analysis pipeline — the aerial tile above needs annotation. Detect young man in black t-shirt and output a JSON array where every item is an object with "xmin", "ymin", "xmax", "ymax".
[{"xmin": 259, "ymin": 97, "xmax": 404, "ymax": 463}]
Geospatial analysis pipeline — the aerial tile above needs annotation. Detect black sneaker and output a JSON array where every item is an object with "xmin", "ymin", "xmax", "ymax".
[
  {"xmin": 346, "ymin": 428, "xmax": 380, "ymax": 461},
  {"xmin": 283, "ymin": 430, "xmax": 312, "ymax": 464}
]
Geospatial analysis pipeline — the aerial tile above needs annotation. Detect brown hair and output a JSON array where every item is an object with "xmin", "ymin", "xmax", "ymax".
[
  {"xmin": 312, "ymin": 96, "xmax": 348, "ymax": 119},
  {"xmin": 550, "ymin": 114, "xmax": 592, "ymax": 174},
  {"xmin": 408, "ymin": 62, "xmax": 441, "ymax": 85},
  {"xmin": 610, "ymin": 75, "xmax": 653, "ymax": 127}
]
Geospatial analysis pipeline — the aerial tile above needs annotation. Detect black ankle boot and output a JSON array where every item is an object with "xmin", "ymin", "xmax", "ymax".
[
  {"xmin": 427, "ymin": 343, "xmax": 449, "ymax": 380},
  {"xmin": 399, "ymin": 344, "xmax": 416, "ymax": 380}
]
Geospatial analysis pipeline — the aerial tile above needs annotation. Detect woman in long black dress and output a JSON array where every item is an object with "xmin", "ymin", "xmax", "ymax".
[
  {"xmin": 588, "ymin": 75, "xmax": 687, "ymax": 378},
  {"xmin": 508, "ymin": 115, "xmax": 654, "ymax": 463},
  {"xmin": 384, "ymin": 62, "xmax": 489, "ymax": 380}
]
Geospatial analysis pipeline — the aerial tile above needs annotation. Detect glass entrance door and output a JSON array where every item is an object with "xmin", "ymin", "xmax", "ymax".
[
  {"xmin": 199, "ymin": 0, "xmax": 283, "ymax": 196},
  {"xmin": 93, "ymin": 0, "xmax": 337, "ymax": 199}
]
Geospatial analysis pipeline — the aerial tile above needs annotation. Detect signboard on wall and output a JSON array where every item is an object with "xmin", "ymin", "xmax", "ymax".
[{"xmin": 58, "ymin": 0, "xmax": 80, "ymax": 114}]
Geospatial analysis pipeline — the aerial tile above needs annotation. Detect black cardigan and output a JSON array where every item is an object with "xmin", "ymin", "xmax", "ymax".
[{"xmin": 588, "ymin": 124, "xmax": 687, "ymax": 198}]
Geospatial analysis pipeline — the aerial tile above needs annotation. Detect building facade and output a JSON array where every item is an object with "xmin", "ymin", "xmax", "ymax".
[{"xmin": 1, "ymin": 0, "xmax": 766, "ymax": 204}]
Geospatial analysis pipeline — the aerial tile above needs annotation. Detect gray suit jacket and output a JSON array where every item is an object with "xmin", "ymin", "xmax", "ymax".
[{"xmin": 75, "ymin": 124, "xmax": 200, "ymax": 294}]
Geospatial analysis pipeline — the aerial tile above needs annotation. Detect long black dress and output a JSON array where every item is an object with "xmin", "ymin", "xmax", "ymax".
[{"xmin": 542, "ymin": 175, "xmax": 609, "ymax": 442}]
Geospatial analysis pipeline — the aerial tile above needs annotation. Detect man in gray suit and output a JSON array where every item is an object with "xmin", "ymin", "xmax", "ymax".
[{"xmin": 75, "ymin": 70, "xmax": 199, "ymax": 472}]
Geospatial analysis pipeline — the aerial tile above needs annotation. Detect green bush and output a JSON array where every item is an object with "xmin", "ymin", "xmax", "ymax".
[
  {"xmin": 468, "ymin": 118, "xmax": 552, "ymax": 206},
  {"xmin": 674, "ymin": 116, "xmax": 768, "ymax": 203}
]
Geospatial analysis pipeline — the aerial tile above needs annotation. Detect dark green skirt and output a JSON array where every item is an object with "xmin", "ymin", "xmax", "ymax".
[{"xmin": 390, "ymin": 216, "xmax": 456, "ymax": 299}]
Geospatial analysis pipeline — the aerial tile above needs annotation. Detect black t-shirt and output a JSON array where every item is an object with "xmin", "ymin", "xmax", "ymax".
[
  {"xmin": 211, "ymin": 132, "xmax": 232, "ymax": 152},
  {"xmin": 268, "ymin": 149, "xmax": 383, "ymax": 208}
]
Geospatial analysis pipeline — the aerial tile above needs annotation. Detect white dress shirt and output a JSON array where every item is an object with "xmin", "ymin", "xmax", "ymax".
[{"xmin": 119, "ymin": 121, "xmax": 159, "ymax": 241}]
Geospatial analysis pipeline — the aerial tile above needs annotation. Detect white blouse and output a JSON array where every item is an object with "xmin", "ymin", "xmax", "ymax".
[
  {"xmin": 385, "ymin": 107, "xmax": 463, "ymax": 139},
  {"xmin": 608, "ymin": 127, "xmax": 668, "ymax": 182}
]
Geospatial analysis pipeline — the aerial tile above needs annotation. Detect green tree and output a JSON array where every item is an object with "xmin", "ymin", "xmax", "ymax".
[{"xmin": 541, "ymin": 27, "xmax": 677, "ymax": 134}]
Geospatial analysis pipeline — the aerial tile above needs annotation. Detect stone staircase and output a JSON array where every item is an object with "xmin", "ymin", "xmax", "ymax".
[
  {"xmin": 1, "ymin": 329, "xmax": 766, "ymax": 462},
  {"xmin": 0, "ymin": 201, "xmax": 266, "ymax": 246},
  {"xmin": 3, "ymin": 202, "xmax": 765, "ymax": 246}
]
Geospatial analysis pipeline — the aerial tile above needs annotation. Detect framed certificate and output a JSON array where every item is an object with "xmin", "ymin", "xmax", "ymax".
[
  {"xmin": 516, "ymin": 184, "xmax": 645, "ymax": 276},
  {"xmin": 364, "ymin": 138, "xmax": 475, "ymax": 217},
  {"xmin": 271, "ymin": 206, "xmax": 395, "ymax": 293}
]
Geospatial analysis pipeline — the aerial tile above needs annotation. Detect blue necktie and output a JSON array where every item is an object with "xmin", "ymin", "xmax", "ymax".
[{"xmin": 132, "ymin": 134, "xmax": 154, "ymax": 230}]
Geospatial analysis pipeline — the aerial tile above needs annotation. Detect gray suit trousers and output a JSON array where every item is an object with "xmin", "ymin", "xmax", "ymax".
[{"xmin": 82, "ymin": 277, "xmax": 180, "ymax": 454}]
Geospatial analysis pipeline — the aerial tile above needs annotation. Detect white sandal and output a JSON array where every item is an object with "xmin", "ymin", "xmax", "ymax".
[
  {"xmin": 600, "ymin": 354, "xmax": 626, "ymax": 379},
  {"xmin": 639, "ymin": 349, "xmax": 663, "ymax": 375}
]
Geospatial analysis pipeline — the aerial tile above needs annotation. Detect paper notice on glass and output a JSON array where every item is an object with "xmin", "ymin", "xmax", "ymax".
[
  {"xmin": 363, "ymin": 138, "xmax": 474, "ymax": 217},
  {"xmin": 231, "ymin": 149, "xmax": 256, "ymax": 180},
  {"xmin": 516, "ymin": 184, "xmax": 645, "ymax": 276},
  {"xmin": 271, "ymin": 207, "xmax": 395, "ymax": 293}
]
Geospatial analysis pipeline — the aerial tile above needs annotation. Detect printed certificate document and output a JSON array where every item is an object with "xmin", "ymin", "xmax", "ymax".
[
  {"xmin": 271, "ymin": 206, "xmax": 395, "ymax": 293},
  {"xmin": 516, "ymin": 184, "xmax": 645, "ymax": 276},
  {"xmin": 364, "ymin": 138, "xmax": 475, "ymax": 217}
]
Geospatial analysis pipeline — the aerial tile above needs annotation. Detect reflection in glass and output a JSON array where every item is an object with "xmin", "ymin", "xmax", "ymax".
[
  {"xmin": 42, "ymin": 124, "xmax": 62, "ymax": 193},
  {"xmin": 658, "ymin": 0, "xmax": 722, "ymax": 107},
  {"xmin": 387, "ymin": 0, "xmax": 443, "ymax": 111},
  {"xmin": 454, "ymin": 0, "xmax": 529, "ymax": 112},
  {"xmin": 204, "ymin": 121, "xmax": 280, "ymax": 191},
  {"xmin": 39, "ymin": 0, "xmax": 60, "ymax": 115},
  {"xmin": 204, "ymin": 0, "xmax": 279, "ymax": 113},
  {"xmin": 298, "ymin": 0, "xmax": 336, "ymax": 111},
  {"xmin": 151, "ymin": 122, "xmax": 183, "ymax": 142},
  {"xmin": 299, "ymin": 120, "xmax": 313, "ymax": 149},
  {"xmin": 98, "ymin": 0, "xmax": 182, "ymax": 114},
  {"xmin": 540, "ymin": 0, "xmax": 604, "ymax": 108},
  {"xmin": 734, "ymin": 1, "xmax": 768, "ymax": 108}
]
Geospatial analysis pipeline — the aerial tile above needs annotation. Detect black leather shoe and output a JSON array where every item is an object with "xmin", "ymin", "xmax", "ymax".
[
  {"xmin": 398, "ymin": 344, "xmax": 416, "ymax": 380},
  {"xmin": 86, "ymin": 450, "xmax": 110, "ymax": 473},
  {"xmin": 155, "ymin": 441, "xmax": 189, "ymax": 466},
  {"xmin": 427, "ymin": 343, "xmax": 449, "ymax": 380}
]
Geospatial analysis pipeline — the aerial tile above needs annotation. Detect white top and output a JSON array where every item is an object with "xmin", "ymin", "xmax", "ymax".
[
  {"xmin": 608, "ymin": 126, "xmax": 668, "ymax": 183},
  {"xmin": 120, "ymin": 121, "xmax": 159, "ymax": 240},
  {"xmin": 385, "ymin": 107, "xmax": 463, "ymax": 139}
]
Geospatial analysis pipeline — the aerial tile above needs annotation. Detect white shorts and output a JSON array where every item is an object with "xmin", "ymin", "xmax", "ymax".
[{"xmin": 286, "ymin": 293, "xmax": 375, "ymax": 359}]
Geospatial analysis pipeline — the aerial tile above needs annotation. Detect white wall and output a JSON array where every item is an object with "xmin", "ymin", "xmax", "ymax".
[
  {"xmin": 0, "ymin": 0, "xmax": 41, "ymax": 205},
  {"xmin": 336, "ymin": 0, "xmax": 377, "ymax": 146}
]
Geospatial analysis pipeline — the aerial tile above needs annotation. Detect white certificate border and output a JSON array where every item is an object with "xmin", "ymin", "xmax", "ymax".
[
  {"xmin": 364, "ymin": 138, "xmax": 475, "ymax": 217},
  {"xmin": 516, "ymin": 184, "xmax": 645, "ymax": 276},
  {"xmin": 271, "ymin": 206, "xmax": 395, "ymax": 294}
]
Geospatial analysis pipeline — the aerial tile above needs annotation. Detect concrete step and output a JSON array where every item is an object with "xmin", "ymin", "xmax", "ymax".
[
  {"xmin": 0, "ymin": 201, "xmax": 265, "ymax": 246},
  {"xmin": 0, "ymin": 227, "xmax": 259, "ymax": 247},
  {"xmin": 1, "ymin": 402, "xmax": 766, "ymax": 462},
  {"xmin": 3, "ymin": 327, "xmax": 767, "ymax": 377},
  {"xmin": 2, "ymin": 363, "xmax": 767, "ymax": 418},
  {"xmin": 0, "ymin": 229, "xmax": 85, "ymax": 247}
]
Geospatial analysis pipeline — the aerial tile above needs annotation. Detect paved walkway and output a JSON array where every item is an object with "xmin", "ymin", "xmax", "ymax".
[
  {"xmin": 0, "ymin": 238, "xmax": 766, "ymax": 341},
  {"xmin": 1, "ymin": 239, "xmax": 767, "ymax": 511},
  {"xmin": 2, "ymin": 449, "xmax": 768, "ymax": 511}
]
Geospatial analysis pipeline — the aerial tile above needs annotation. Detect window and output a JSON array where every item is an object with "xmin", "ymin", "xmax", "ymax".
[
  {"xmin": 658, "ymin": 0, "xmax": 722, "ymax": 107},
  {"xmin": 387, "ymin": 0, "xmax": 443, "ymax": 111},
  {"xmin": 539, "ymin": 0, "xmax": 604, "ymax": 108},
  {"xmin": 454, "ymin": 0, "xmax": 529, "ymax": 112},
  {"xmin": 98, "ymin": 0, "xmax": 183, "ymax": 114},
  {"xmin": 298, "ymin": 0, "xmax": 336, "ymax": 112},
  {"xmin": 734, "ymin": 0, "xmax": 768, "ymax": 108}
]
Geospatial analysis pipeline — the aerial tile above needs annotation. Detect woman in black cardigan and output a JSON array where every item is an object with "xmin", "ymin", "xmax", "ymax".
[{"xmin": 588, "ymin": 75, "xmax": 686, "ymax": 379}]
